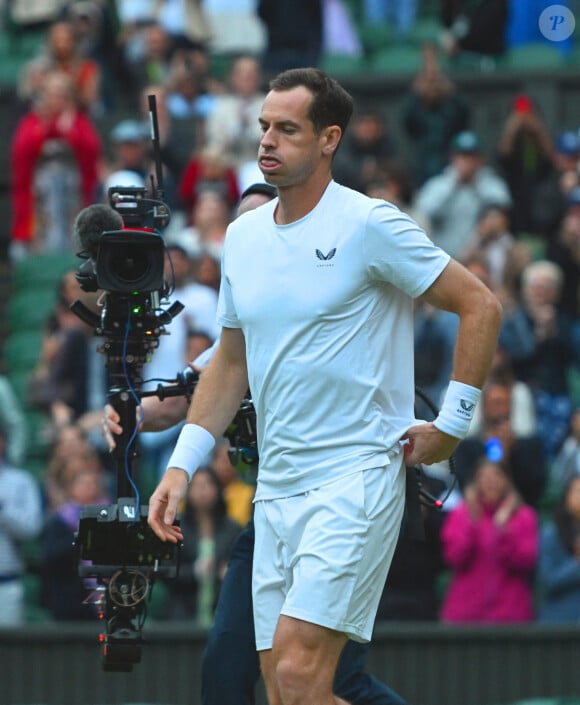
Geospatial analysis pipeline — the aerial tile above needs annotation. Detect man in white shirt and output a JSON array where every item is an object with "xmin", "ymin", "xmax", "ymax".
[{"xmin": 149, "ymin": 68, "xmax": 501, "ymax": 705}]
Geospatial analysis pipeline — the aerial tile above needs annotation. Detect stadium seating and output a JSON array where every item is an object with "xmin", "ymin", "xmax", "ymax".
[{"xmin": 501, "ymin": 43, "xmax": 567, "ymax": 70}]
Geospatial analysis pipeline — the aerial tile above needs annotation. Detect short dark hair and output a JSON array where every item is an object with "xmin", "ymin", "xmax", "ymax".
[{"xmin": 269, "ymin": 67, "xmax": 354, "ymax": 138}]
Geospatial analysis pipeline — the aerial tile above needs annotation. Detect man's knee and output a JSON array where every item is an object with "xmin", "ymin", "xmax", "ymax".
[{"xmin": 270, "ymin": 617, "xmax": 347, "ymax": 704}]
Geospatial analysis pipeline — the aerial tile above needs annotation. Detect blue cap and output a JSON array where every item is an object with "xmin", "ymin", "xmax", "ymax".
[
  {"xmin": 451, "ymin": 131, "xmax": 481, "ymax": 154},
  {"xmin": 111, "ymin": 120, "xmax": 148, "ymax": 144}
]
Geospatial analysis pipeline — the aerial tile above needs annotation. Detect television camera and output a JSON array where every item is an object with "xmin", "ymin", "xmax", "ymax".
[{"xmin": 70, "ymin": 96, "xmax": 195, "ymax": 671}]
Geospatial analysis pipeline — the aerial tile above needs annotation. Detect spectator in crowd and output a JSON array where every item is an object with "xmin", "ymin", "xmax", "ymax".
[
  {"xmin": 0, "ymin": 376, "xmax": 28, "ymax": 467},
  {"xmin": 43, "ymin": 311, "xmax": 107, "ymax": 438},
  {"xmin": 193, "ymin": 251, "xmax": 221, "ymax": 293},
  {"xmin": 365, "ymin": 160, "xmax": 430, "ymax": 234},
  {"xmin": 440, "ymin": 455, "xmax": 538, "ymax": 623},
  {"xmin": 114, "ymin": 0, "xmax": 157, "ymax": 78},
  {"xmin": 0, "ymin": 428, "xmax": 43, "ymax": 626},
  {"xmin": 136, "ymin": 82, "xmax": 201, "ymax": 210},
  {"xmin": 24, "ymin": 269, "xmax": 108, "ymax": 456},
  {"xmin": 10, "ymin": 71, "xmax": 101, "ymax": 261},
  {"xmin": 172, "ymin": 188, "xmax": 232, "ymax": 264},
  {"xmin": 258, "ymin": 0, "xmax": 323, "ymax": 73},
  {"xmin": 500, "ymin": 259, "xmax": 577, "ymax": 458},
  {"xmin": 58, "ymin": 0, "xmax": 123, "ymax": 111},
  {"xmin": 43, "ymin": 425, "xmax": 101, "ymax": 511},
  {"xmin": 537, "ymin": 475, "xmax": 580, "ymax": 622},
  {"xmin": 163, "ymin": 466, "xmax": 242, "ymax": 624},
  {"xmin": 401, "ymin": 44, "xmax": 470, "ymax": 186},
  {"xmin": 19, "ymin": 20, "xmax": 102, "ymax": 114},
  {"xmin": 104, "ymin": 118, "xmax": 151, "ymax": 189},
  {"xmin": 205, "ymin": 55, "xmax": 266, "ymax": 180},
  {"xmin": 177, "ymin": 147, "xmax": 240, "ymax": 215},
  {"xmin": 39, "ymin": 457, "xmax": 108, "ymax": 620},
  {"xmin": 28, "ymin": 271, "xmax": 92, "ymax": 413},
  {"xmin": 124, "ymin": 22, "xmax": 174, "ymax": 98},
  {"xmin": 458, "ymin": 203, "xmax": 518, "ymax": 294},
  {"xmin": 546, "ymin": 188, "xmax": 580, "ymax": 319},
  {"xmin": 530, "ymin": 130, "xmax": 580, "ymax": 239},
  {"xmin": 468, "ymin": 344, "xmax": 537, "ymax": 440},
  {"xmin": 415, "ymin": 130, "xmax": 512, "ymax": 258},
  {"xmin": 550, "ymin": 408, "xmax": 580, "ymax": 493},
  {"xmin": 333, "ymin": 106, "xmax": 396, "ymax": 193},
  {"xmin": 455, "ymin": 378, "xmax": 547, "ymax": 508},
  {"xmin": 496, "ymin": 94, "xmax": 553, "ymax": 235},
  {"xmin": 165, "ymin": 58, "xmax": 215, "ymax": 122},
  {"xmin": 172, "ymin": 189, "xmax": 235, "ymax": 262}
]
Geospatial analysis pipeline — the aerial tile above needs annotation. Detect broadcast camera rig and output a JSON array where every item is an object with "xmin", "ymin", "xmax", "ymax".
[{"xmin": 69, "ymin": 96, "xmax": 199, "ymax": 671}]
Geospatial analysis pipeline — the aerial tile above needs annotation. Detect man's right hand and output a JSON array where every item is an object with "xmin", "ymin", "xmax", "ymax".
[{"xmin": 148, "ymin": 468, "xmax": 188, "ymax": 543}]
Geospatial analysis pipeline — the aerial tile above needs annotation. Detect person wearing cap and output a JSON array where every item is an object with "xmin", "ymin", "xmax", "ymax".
[
  {"xmin": 415, "ymin": 130, "xmax": 511, "ymax": 258},
  {"xmin": 104, "ymin": 119, "xmax": 152, "ymax": 191},
  {"xmin": 530, "ymin": 130, "xmax": 580, "ymax": 239}
]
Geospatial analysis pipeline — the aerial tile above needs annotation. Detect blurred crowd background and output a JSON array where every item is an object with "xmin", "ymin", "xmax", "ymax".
[{"xmin": 0, "ymin": 0, "xmax": 579, "ymax": 629}]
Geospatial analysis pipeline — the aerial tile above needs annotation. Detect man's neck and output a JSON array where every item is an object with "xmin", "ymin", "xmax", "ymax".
[{"xmin": 275, "ymin": 174, "xmax": 332, "ymax": 225}]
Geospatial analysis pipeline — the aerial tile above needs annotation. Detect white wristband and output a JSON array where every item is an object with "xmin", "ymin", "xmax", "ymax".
[
  {"xmin": 166, "ymin": 423, "xmax": 216, "ymax": 480},
  {"xmin": 433, "ymin": 380, "xmax": 481, "ymax": 440}
]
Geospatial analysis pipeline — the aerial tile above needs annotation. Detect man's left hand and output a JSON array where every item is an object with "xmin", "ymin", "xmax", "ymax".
[{"xmin": 400, "ymin": 422, "xmax": 459, "ymax": 466}]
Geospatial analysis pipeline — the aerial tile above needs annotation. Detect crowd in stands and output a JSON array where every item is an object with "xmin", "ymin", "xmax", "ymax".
[{"xmin": 1, "ymin": 1, "xmax": 580, "ymax": 628}]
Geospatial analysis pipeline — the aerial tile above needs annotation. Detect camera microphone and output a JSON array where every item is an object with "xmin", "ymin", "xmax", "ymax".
[{"xmin": 73, "ymin": 203, "xmax": 124, "ymax": 258}]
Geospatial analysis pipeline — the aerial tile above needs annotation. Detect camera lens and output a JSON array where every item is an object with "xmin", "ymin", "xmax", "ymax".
[{"xmin": 110, "ymin": 247, "xmax": 151, "ymax": 283}]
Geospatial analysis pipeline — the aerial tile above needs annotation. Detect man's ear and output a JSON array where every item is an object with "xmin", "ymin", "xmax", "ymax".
[{"xmin": 321, "ymin": 125, "xmax": 342, "ymax": 156}]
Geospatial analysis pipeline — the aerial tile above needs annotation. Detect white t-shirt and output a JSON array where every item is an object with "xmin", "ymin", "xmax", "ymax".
[{"xmin": 218, "ymin": 181, "xmax": 450, "ymax": 500}]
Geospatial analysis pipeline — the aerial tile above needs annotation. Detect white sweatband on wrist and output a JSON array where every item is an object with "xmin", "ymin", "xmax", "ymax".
[
  {"xmin": 166, "ymin": 423, "xmax": 216, "ymax": 480},
  {"xmin": 433, "ymin": 380, "xmax": 481, "ymax": 439}
]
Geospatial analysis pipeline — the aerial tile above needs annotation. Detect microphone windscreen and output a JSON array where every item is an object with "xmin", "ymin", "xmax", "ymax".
[{"xmin": 73, "ymin": 204, "xmax": 123, "ymax": 257}]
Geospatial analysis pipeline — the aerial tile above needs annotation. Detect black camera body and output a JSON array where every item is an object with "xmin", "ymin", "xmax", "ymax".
[
  {"xmin": 77, "ymin": 500, "xmax": 179, "ymax": 578},
  {"xmin": 76, "ymin": 228, "xmax": 166, "ymax": 294}
]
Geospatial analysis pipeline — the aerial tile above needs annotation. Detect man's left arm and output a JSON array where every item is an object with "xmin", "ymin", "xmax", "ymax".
[{"xmin": 403, "ymin": 259, "xmax": 502, "ymax": 466}]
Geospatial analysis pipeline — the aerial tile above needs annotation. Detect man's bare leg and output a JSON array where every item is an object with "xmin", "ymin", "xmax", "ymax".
[{"xmin": 260, "ymin": 615, "xmax": 351, "ymax": 705}]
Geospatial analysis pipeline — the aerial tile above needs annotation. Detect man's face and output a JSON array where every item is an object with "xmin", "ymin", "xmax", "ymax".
[{"xmin": 258, "ymin": 87, "xmax": 329, "ymax": 189}]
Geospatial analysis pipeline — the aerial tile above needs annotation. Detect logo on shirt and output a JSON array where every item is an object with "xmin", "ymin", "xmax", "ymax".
[{"xmin": 315, "ymin": 248, "xmax": 336, "ymax": 267}]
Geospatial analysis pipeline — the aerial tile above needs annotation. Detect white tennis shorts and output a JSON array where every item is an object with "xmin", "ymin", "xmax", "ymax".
[{"xmin": 252, "ymin": 459, "xmax": 406, "ymax": 651}]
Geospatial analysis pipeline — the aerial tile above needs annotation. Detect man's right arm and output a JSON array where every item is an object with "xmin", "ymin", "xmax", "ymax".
[{"xmin": 148, "ymin": 327, "xmax": 248, "ymax": 541}]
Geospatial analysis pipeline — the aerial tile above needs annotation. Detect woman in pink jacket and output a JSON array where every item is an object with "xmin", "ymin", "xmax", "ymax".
[{"xmin": 440, "ymin": 454, "xmax": 538, "ymax": 622}]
